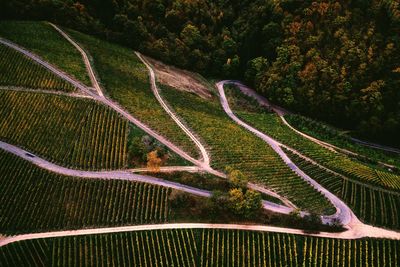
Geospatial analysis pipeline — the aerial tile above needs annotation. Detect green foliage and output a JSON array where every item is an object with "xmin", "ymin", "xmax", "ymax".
[
  {"xmin": 226, "ymin": 167, "xmax": 248, "ymax": 189},
  {"xmin": 0, "ymin": 90, "xmax": 128, "ymax": 170}
]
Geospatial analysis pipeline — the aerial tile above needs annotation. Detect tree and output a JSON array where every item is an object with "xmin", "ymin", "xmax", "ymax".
[
  {"xmin": 226, "ymin": 168, "xmax": 248, "ymax": 189},
  {"xmin": 147, "ymin": 150, "xmax": 162, "ymax": 172},
  {"xmin": 243, "ymin": 190, "xmax": 262, "ymax": 218}
]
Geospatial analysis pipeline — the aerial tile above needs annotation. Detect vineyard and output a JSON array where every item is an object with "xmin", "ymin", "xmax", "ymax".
[
  {"xmin": 0, "ymin": 44, "xmax": 75, "ymax": 91},
  {"xmin": 1, "ymin": 229, "xmax": 399, "ymax": 266},
  {"xmin": 161, "ymin": 86, "xmax": 335, "ymax": 215},
  {"xmin": 64, "ymin": 29, "xmax": 200, "ymax": 159},
  {"xmin": 0, "ymin": 149, "xmax": 171, "ymax": 234},
  {"xmin": 286, "ymin": 150, "xmax": 400, "ymax": 230},
  {"xmin": 285, "ymin": 114, "xmax": 400, "ymax": 168},
  {"xmin": 224, "ymin": 86, "xmax": 400, "ymax": 191},
  {"xmin": 0, "ymin": 90, "xmax": 128, "ymax": 170},
  {"xmin": 0, "ymin": 21, "xmax": 91, "ymax": 85}
]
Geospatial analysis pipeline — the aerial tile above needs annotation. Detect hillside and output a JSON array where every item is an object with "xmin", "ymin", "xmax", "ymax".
[
  {"xmin": 0, "ymin": 20, "xmax": 399, "ymax": 266},
  {"xmin": 1, "ymin": 0, "xmax": 399, "ymax": 146}
]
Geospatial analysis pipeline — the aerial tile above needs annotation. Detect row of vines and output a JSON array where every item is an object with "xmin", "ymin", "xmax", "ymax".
[
  {"xmin": 161, "ymin": 86, "xmax": 335, "ymax": 215},
  {"xmin": 0, "ymin": 90, "xmax": 128, "ymax": 170},
  {"xmin": 0, "ymin": 43, "xmax": 75, "ymax": 92},
  {"xmin": 0, "ymin": 150, "xmax": 170, "ymax": 234},
  {"xmin": 227, "ymin": 88, "xmax": 400, "ymax": 191},
  {"xmin": 287, "ymin": 150, "xmax": 400, "ymax": 230},
  {"xmin": 1, "ymin": 229, "xmax": 398, "ymax": 266}
]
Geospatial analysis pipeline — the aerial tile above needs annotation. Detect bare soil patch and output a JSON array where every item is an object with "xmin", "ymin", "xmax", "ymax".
[{"xmin": 144, "ymin": 56, "xmax": 213, "ymax": 99}]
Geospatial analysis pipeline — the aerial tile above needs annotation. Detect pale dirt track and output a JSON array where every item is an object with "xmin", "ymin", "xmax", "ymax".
[{"xmin": 0, "ymin": 141, "xmax": 291, "ymax": 216}]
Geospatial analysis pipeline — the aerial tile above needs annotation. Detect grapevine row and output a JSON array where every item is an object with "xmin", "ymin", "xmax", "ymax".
[
  {"xmin": 286, "ymin": 150, "xmax": 400, "ymax": 230},
  {"xmin": 162, "ymin": 85, "xmax": 335, "ymax": 215},
  {"xmin": 0, "ymin": 44, "xmax": 75, "ymax": 91},
  {"xmin": 1, "ymin": 229, "xmax": 398, "ymax": 266},
  {"xmin": 0, "ymin": 90, "xmax": 128, "ymax": 170},
  {"xmin": 0, "ymin": 150, "xmax": 170, "ymax": 234}
]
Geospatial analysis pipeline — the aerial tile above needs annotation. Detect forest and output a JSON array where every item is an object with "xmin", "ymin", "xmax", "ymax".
[{"xmin": 1, "ymin": 0, "xmax": 399, "ymax": 146}]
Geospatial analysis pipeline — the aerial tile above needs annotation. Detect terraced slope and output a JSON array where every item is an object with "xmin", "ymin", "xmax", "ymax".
[
  {"xmin": 0, "ymin": 21, "xmax": 90, "ymax": 85},
  {"xmin": 0, "ymin": 44, "xmax": 75, "ymax": 91},
  {"xmin": 224, "ymin": 86, "xmax": 400, "ymax": 191},
  {"xmin": 161, "ymin": 86, "xmax": 334, "ymax": 215},
  {"xmin": 64, "ymin": 29, "xmax": 200, "ymax": 159},
  {"xmin": 1, "ymin": 229, "xmax": 398, "ymax": 266},
  {"xmin": 0, "ymin": 150, "xmax": 171, "ymax": 234},
  {"xmin": 286, "ymin": 150, "xmax": 400, "ymax": 230},
  {"xmin": 0, "ymin": 90, "xmax": 128, "ymax": 170}
]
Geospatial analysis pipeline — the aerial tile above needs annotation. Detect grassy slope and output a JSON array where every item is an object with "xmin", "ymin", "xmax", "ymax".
[
  {"xmin": 66, "ymin": 29, "xmax": 200, "ymax": 159},
  {"xmin": 0, "ymin": 21, "xmax": 90, "ymax": 86},
  {"xmin": 1, "ymin": 229, "xmax": 398, "ymax": 266},
  {"xmin": 160, "ymin": 85, "xmax": 335, "ymax": 215},
  {"xmin": 225, "ymin": 86, "xmax": 400, "ymax": 191}
]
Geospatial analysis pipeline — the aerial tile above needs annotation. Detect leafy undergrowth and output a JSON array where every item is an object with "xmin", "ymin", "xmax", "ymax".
[
  {"xmin": 160, "ymin": 85, "xmax": 335, "ymax": 215},
  {"xmin": 65, "ymin": 28, "xmax": 200, "ymax": 160},
  {"xmin": 0, "ymin": 21, "xmax": 91, "ymax": 86}
]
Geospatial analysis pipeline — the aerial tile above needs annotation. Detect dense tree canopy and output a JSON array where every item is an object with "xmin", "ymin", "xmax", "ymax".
[{"xmin": 1, "ymin": 0, "xmax": 399, "ymax": 146}]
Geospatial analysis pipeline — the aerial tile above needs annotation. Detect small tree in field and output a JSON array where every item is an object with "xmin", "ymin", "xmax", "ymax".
[
  {"xmin": 226, "ymin": 167, "xmax": 248, "ymax": 189},
  {"xmin": 147, "ymin": 150, "xmax": 162, "ymax": 172}
]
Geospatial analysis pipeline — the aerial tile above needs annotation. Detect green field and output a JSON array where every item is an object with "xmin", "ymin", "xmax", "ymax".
[
  {"xmin": 0, "ymin": 21, "xmax": 91, "ymax": 85},
  {"xmin": 285, "ymin": 114, "xmax": 400, "ymax": 168},
  {"xmin": 1, "ymin": 229, "xmax": 398, "ymax": 266},
  {"xmin": 0, "ymin": 90, "xmax": 128, "ymax": 170},
  {"xmin": 224, "ymin": 85, "xmax": 400, "ymax": 191},
  {"xmin": 286, "ymin": 150, "xmax": 400, "ymax": 230},
  {"xmin": 160, "ymin": 85, "xmax": 334, "ymax": 215},
  {"xmin": 0, "ymin": 149, "xmax": 171, "ymax": 234},
  {"xmin": 0, "ymin": 44, "xmax": 75, "ymax": 91},
  {"xmin": 64, "ymin": 29, "xmax": 200, "ymax": 159}
]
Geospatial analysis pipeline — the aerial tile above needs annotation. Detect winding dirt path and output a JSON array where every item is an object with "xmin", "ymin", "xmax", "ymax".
[
  {"xmin": 0, "ymin": 37, "xmax": 209, "ymax": 171},
  {"xmin": 0, "ymin": 141, "xmax": 291, "ymax": 216},
  {"xmin": 49, "ymin": 23, "xmax": 104, "ymax": 97},
  {"xmin": 2, "ymin": 221, "xmax": 400, "ymax": 248},
  {"xmin": 217, "ymin": 81, "xmax": 353, "ymax": 225},
  {"xmin": 135, "ymin": 52, "xmax": 210, "ymax": 166},
  {"xmin": 232, "ymin": 80, "xmax": 400, "ymax": 163}
]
